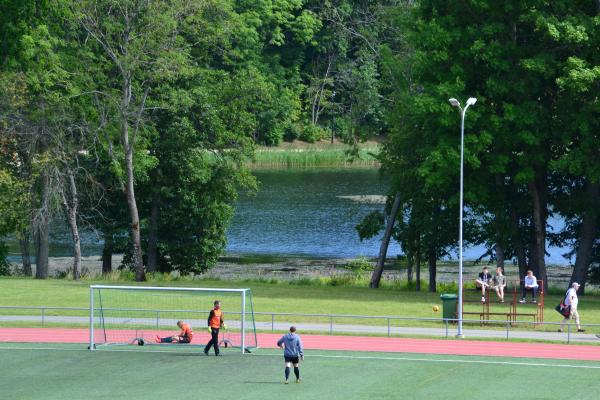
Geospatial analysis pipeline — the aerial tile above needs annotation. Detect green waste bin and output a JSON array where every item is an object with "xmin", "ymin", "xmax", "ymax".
[{"xmin": 439, "ymin": 293, "xmax": 458, "ymax": 321}]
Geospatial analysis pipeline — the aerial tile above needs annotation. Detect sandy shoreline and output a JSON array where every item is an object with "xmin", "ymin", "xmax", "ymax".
[{"xmin": 6, "ymin": 255, "xmax": 587, "ymax": 290}]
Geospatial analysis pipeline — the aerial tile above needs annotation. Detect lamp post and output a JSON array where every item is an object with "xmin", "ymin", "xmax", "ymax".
[{"xmin": 448, "ymin": 97, "xmax": 476, "ymax": 338}]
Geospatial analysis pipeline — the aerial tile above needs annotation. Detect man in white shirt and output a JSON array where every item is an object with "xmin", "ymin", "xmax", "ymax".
[
  {"xmin": 558, "ymin": 282, "xmax": 584, "ymax": 333},
  {"xmin": 519, "ymin": 270, "xmax": 539, "ymax": 303}
]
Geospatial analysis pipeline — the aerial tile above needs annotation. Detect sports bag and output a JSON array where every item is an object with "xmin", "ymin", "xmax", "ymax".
[
  {"xmin": 554, "ymin": 302, "xmax": 571, "ymax": 318},
  {"xmin": 555, "ymin": 292, "xmax": 571, "ymax": 318}
]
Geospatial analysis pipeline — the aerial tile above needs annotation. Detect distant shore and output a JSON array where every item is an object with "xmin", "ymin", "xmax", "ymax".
[{"xmin": 250, "ymin": 139, "xmax": 380, "ymax": 168}]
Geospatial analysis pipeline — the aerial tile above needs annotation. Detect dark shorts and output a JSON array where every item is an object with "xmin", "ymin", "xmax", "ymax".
[
  {"xmin": 178, "ymin": 336, "xmax": 191, "ymax": 344},
  {"xmin": 284, "ymin": 356, "xmax": 299, "ymax": 364}
]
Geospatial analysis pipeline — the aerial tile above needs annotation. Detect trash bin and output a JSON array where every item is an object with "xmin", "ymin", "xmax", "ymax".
[{"xmin": 440, "ymin": 293, "xmax": 458, "ymax": 321}]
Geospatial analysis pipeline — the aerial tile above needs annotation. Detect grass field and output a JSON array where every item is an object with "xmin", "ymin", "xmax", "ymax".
[
  {"xmin": 1, "ymin": 343, "xmax": 600, "ymax": 400},
  {"xmin": 2, "ymin": 277, "xmax": 600, "ymax": 326}
]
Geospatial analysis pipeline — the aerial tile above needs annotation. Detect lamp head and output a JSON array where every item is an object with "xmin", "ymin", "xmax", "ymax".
[
  {"xmin": 466, "ymin": 97, "xmax": 477, "ymax": 106},
  {"xmin": 448, "ymin": 98, "xmax": 460, "ymax": 107}
]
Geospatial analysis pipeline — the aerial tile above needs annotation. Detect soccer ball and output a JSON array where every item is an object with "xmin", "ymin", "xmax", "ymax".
[
  {"xmin": 138, "ymin": 338, "xmax": 145, "ymax": 346},
  {"xmin": 432, "ymin": 305, "xmax": 440, "ymax": 312}
]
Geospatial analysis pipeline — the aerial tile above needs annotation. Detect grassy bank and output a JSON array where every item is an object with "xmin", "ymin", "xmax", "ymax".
[
  {"xmin": 2, "ymin": 277, "xmax": 600, "ymax": 327},
  {"xmin": 250, "ymin": 141, "xmax": 379, "ymax": 168}
]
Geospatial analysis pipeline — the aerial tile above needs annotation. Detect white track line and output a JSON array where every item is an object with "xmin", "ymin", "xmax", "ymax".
[
  {"xmin": 1, "ymin": 345, "xmax": 600, "ymax": 369},
  {"xmin": 256, "ymin": 353, "xmax": 600, "ymax": 369}
]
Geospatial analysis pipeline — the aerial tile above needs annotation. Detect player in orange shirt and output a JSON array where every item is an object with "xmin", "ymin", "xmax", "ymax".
[
  {"xmin": 204, "ymin": 300, "xmax": 224, "ymax": 356},
  {"xmin": 156, "ymin": 320, "xmax": 193, "ymax": 344}
]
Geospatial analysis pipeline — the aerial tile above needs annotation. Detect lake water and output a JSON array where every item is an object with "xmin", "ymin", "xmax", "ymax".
[
  {"xmin": 226, "ymin": 169, "xmax": 400, "ymax": 258},
  {"xmin": 227, "ymin": 169, "xmax": 571, "ymax": 265},
  {"xmin": 5, "ymin": 168, "xmax": 571, "ymax": 265}
]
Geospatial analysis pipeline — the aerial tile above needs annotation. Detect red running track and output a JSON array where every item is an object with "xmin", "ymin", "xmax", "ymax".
[{"xmin": 1, "ymin": 328, "xmax": 599, "ymax": 361}]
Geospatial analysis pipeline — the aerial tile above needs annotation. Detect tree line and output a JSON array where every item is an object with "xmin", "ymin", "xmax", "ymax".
[
  {"xmin": 359, "ymin": 0, "xmax": 599, "ymax": 293},
  {"xmin": 0, "ymin": 1, "xmax": 598, "ymax": 291},
  {"xmin": 0, "ymin": 0, "xmax": 396, "ymax": 280}
]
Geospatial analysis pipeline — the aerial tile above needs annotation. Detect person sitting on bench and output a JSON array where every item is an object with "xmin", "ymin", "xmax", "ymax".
[
  {"xmin": 475, "ymin": 266, "xmax": 493, "ymax": 303},
  {"xmin": 492, "ymin": 266, "xmax": 506, "ymax": 303},
  {"xmin": 156, "ymin": 320, "xmax": 193, "ymax": 343},
  {"xmin": 519, "ymin": 270, "xmax": 539, "ymax": 304}
]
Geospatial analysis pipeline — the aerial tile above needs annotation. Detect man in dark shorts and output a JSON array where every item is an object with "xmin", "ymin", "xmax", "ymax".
[
  {"xmin": 204, "ymin": 300, "xmax": 224, "ymax": 356},
  {"xmin": 277, "ymin": 326, "xmax": 304, "ymax": 384},
  {"xmin": 155, "ymin": 320, "xmax": 193, "ymax": 343}
]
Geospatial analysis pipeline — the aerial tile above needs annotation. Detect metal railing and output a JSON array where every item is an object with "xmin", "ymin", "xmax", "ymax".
[{"xmin": 1, "ymin": 305, "xmax": 598, "ymax": 344}]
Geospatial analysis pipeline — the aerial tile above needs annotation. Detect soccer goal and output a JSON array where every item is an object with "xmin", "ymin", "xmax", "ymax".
[{"xmin": 89, "ymin": 285, "xmax": 257, "ymax": 354}]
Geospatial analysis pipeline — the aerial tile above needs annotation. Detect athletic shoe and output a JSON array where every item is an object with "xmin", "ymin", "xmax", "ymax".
[
  {"xmin": 284, "ymin": 380, "xmax": 289, "ymax": 385},
  {"xmin": 481, "ymin": 297, "xmax": 485, "ymax": 302},
  {"xmin": 557, "ymin": 329, "xmax": 563, "ymax": 332},
  {"xmin": 215, "ymin": 353, "xmax": 222, "ymax": 356},
  {"xmin": 203, "ymin": 351, "xmax": 209, "ymax": 356},
  {"xmin": 296, "ymin": 379, "xmax": 302, "ymax": 383},
  {"xmin": 531, "ymin": 300, "xmax": 537, "ymax": 304},
  {"xmin": 578, "ymin": 329, "xmax": 585, "ymax": 333},
  {"xmin": 519, "ymin": 299, "xmax": 526, "ymax": 304}
]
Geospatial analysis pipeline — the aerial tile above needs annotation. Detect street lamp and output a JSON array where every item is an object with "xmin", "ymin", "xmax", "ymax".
[{"xmin": 448, "ymin": 96, "xmax": 476, "ymax": 338}]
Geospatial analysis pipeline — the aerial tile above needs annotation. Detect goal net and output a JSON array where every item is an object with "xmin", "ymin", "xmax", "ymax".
[{"xmin": 89, "ymin": 285, "xmax": 257, "ymax": 353}]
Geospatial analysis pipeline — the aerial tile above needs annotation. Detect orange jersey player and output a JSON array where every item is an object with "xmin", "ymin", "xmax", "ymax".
[
  {"xmin": 156, "ymin": 320, "xmax": 193, "ymax": 344},
  {"xmin": 204, "ymin": 300, "xmax": 224, "ymax": 356}
]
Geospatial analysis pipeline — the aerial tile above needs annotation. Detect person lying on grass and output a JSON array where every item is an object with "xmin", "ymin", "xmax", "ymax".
[{"xmin": 156, "ymin": 320, "xmax": 193, "ymax": 344}]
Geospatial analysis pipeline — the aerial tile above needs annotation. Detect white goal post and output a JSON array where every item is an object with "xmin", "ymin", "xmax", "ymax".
[{"xmin": 89, "ymin": 285, "xmax": 257, "ymax": 354}]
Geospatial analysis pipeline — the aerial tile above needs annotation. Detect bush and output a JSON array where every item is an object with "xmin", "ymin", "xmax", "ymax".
[
  {"xmin": 299, "ymin": 124, "xmax": 327, "ymax": 143},
  {"xmin": 345, "ymin": 257, "xmax": 374, "ymax": 279}
]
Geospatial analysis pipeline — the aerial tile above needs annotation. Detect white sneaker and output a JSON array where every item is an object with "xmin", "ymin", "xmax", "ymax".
[
  {"xmin": 519, "ymin": 299, "xmax": 526, "ymax": 304},
  {"xmin": 481, "ymin": 296, "xmax": 485, "ymax": 302}
]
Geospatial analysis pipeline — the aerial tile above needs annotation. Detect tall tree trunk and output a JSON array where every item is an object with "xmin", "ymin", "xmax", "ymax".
[
  {"xmin": 34, "ymin": 173, "xmax": 50, "ymax": 279},
  {"xmin": 415, "ymin": 235, "xmax": 421, "ymax": 291},
  {"xmin": 528, "ymin": 177, "xmax": 548, "ymax": 288},
  {"xmin": 124, "ymin": 146, "xmax": 144, "ymax": 281},
  {"xmin": 370, "ymin": 192, "xmax": 401, "ymax": 288},
  {"xmin": 493, "ymin": 173, "xmax": 506, "ymax": 271},
  {"xmin": 510, "ymin": 208, "xmax": 528, "ymax": 279},
  {"xmin": 121, "ymin": 76, "xmax": 144, "ymax": 281},
  {"xmin": 428, "ymin": 244, "xmax": 436, "ymax": 292},
  {"xmin": 66, "ymin": 208, "xmax": 82, "ymax": 280},
  {"xmin": 495, "ymin": 244, "xmax": 504, "ymax": 270},
  {"xmin": 146, "ymin": 189, "xmax": 161, "ymax": 273},
  {"xmin": 102, "ymin": 231, "xmax": 113, "ymax": 274},
  {"xmin": 569, "ymin": 181, "xmax": 599, "ymax": 294},
  {"xmin": 62, "ymin": 171, "xmax": 81, "ymax": 280},
  {"xmin": 34, "ymin": 221, "xmax": 49, "ymax": 279},
  {"xmin": 19, "ymin": 231, "xmax": 32, "ymax": 276},
  {"xmin": 406, "ymin": 254, "xmax": 413, "ymax": 284}
]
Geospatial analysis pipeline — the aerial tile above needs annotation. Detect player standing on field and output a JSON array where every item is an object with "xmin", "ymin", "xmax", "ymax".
[
  {"xmin": 277, "ymin": 326, "xmax": 304, "ymax": 384},
  {"xmin": 204, "ymin": 300, "xmax": 224, "ymax": 356}
]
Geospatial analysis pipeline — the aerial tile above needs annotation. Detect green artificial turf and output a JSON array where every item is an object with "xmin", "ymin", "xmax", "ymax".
[{"xmin": 0, "ymin": 343, "xmax": 599, "ymax": 400}]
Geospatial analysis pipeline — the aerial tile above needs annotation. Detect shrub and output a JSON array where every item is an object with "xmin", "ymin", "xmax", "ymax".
[
  {"xmin": 345, "ymin": 257, "xmax": 374, "ymax": 279},
  {"xmin": 299, "ymin": 124, "xmax": 327, "ymax": 143}
]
